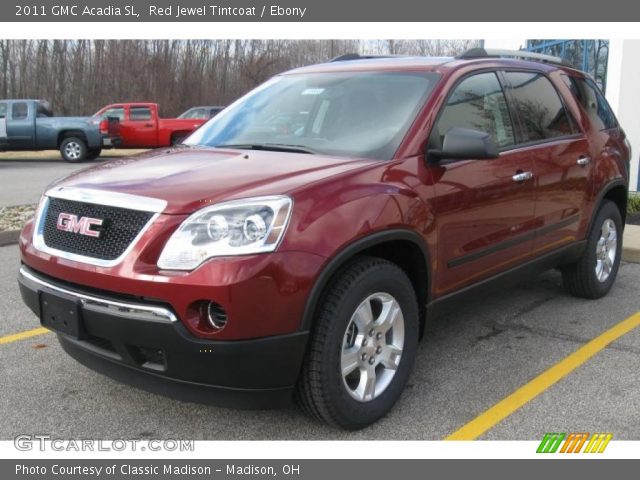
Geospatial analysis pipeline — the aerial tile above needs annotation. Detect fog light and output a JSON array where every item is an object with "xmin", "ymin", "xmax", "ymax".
[{"xmin": 205, "ymin": 301, "xmax": 228, "ymax": 330}]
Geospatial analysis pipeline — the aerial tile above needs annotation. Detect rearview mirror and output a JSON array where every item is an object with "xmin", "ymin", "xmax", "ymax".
[{"xmin": 428, "ymin": 127, "xmax": 499, "ymax": 163}]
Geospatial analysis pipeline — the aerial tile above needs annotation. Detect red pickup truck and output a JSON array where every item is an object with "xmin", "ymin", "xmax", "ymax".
[{"xmin": 93, "ymin": 103, "xmax": 206, "ymax": 148}]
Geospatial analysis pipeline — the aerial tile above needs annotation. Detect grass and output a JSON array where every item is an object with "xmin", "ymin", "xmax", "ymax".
[
  {"xmin": 0, "ymin": 149, "xmax": 148, "ymax": 161},
  {"xmin": 629, "ymin": 193, "xmax": 640, "ymax": 215}
]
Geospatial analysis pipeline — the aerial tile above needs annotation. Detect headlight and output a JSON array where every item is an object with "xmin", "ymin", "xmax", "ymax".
[{"xmin": 157, "ymin": 196, "xmax": 292, "ymax": 270}]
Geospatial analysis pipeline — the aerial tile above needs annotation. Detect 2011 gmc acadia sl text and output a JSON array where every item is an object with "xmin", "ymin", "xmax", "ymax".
[{"xmin": 18, "ymin": 50, "xmax": 631, "ymax": 429}]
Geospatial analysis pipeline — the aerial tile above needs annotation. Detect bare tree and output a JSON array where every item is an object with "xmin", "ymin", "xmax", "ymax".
[{"xmin": 0, "ymin": 39, "xmax": 480, "ymax": 116}]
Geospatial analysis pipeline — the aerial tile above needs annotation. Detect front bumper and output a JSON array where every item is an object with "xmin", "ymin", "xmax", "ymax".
[{"xmin": 18, "ymin": 266, "xmax": 309, "ymax": 408}]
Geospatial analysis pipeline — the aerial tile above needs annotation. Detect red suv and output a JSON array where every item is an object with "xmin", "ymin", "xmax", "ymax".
[{"xmin": 18, "ymin": 50, "xmax": 630, "ymax": 429}]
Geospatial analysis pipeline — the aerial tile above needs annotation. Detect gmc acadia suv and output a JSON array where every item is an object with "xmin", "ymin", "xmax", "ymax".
[{"xmin": 18, "ymin": 49, "xmax": 630, "ymax": 429}]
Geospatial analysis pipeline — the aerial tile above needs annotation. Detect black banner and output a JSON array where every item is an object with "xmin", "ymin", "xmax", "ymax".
[
  {"xmin": 4, "ymin": 459, "xmax": 640, "ymax": 479},
  {"xmin": 5, "ymin": 0, "xmax": 640, "ymax": 22}
]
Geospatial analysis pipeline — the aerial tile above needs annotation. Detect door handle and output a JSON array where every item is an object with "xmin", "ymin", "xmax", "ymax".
[
  {"xmin": 577, "ymin": 156, "xmax": 591, "ymax": 167},
  {"xmin": 144, "ymin": 123, "xmax": 154, "ymax": 128},
  {"xmin": 512, "ymin": 171, "xmax": 534, "ymax": 182}
]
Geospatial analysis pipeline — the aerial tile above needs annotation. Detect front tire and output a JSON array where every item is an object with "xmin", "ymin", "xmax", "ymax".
[
  {"xmin": 60, "ymin": 137, "xmax": 88, "ymax": 163},
  {"xmin": 562, "ymin": 200, "xmax": 623, "ymax": 299},
  {"xmin": 296, "ymin": 256, "xmax": 419, "ymax": 430}
]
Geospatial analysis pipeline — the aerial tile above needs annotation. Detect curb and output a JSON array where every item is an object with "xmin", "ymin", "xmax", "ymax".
[
  {"xmin": 0, "ymin": 230, "xmax": 20, "ymax": 247},
  {"xmin": 623, "ymin": 247, "xmax": 640, "ymax": 263},
  {"xmin": 622, "ymin": 224, "xmax": 640, "ymax": 264}
]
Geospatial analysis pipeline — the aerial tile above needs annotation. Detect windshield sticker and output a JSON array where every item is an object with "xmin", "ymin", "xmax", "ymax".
[{"xmin": 301, "ymin": 88, "xmax": 325, "ymax": 96}]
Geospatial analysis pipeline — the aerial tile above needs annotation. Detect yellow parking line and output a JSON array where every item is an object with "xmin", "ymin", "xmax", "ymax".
[
  {"xmin": 446, "ymin": 311, "xmax": 640, "ymax": 440},
  {"xmin": 0, "ymin": 327, "xmax": 50, "ymax": 345}
]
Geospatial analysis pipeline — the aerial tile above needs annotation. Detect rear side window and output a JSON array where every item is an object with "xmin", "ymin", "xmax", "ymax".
[
  {"xmin": 36, "ymin": 102, "xmax": 52, "ymax": 117},
  {"xmin": 505, "ymin": 72, "xmax": 576, "ymax": 142},
  {"xmin": 434, "ymin": 72, "xmax": 515, "ymax": 149},
  {"xmin": 12, "ymin": 102, "xmax": 28, "ymax": 120},
  {"xmin": 130, "ymin": 107, "xmax": 152, "ymax": 121},
  {"xmin": 0, "ymin": 102, "xmax": 7, "ymax": 119},
  {"xmin": 562, "ymin": 75, "xmax": 617, "ymax": 130}
]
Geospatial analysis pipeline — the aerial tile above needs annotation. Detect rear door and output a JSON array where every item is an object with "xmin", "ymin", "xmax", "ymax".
[
  {"xmin": 503, "ymin": 71, "xmax": 590, "ymax": 253},
  {"xmin": 6, "ymin": 101, "xmax": 35, "ymax": 148},
  {"xmin": 428, "ymin": 71, "xmax": 537, "ymax": 294}
]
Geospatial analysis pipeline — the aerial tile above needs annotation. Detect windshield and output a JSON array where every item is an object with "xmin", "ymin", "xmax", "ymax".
[
  {"xmin": 178, "ymin": 108, "xmax": 202, "ymax": 119},
  {"xmin": 185, "ymin": 71, "xmax": 440, "ymax": 160}
]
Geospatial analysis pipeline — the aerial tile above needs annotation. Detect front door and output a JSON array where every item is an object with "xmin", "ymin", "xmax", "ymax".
[
  {"xmin": 126, "ymin": 105, "xmax": 158, "ymax": 147},
  {"xmin": 427, "ymin": 71, "xmax": 537, "ymax": 295}
]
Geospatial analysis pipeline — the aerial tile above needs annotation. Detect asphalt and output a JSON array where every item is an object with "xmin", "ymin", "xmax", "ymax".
[
  {"xmin": 1, "ymin": 242, "xmax": 639, "ymax": 440},
  {"xmin": 0, "ymin": 159, "xmax": 101, "ymax": 208}
]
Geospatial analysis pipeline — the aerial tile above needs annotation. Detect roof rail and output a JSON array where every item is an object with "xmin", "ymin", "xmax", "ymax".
[
  {"xmin": 329, "ymin": 53, "xmax": 397, "ymax": 62},
  {"xmin": 457, "ymin": 48, "xmax": 566, "ymax": 66}
]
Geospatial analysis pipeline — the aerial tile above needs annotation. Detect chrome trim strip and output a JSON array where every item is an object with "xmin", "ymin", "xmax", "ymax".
[
  {"xmin": 32, "ymin": 196, "xmax": 159, "ymax": 268},
  {"xmin": 19, "ymin": 266, "xmax": 177, "ymax": 323},
  {"xmin": 46, "ymin": 186, "xmax": 167, "ymax": 213}
]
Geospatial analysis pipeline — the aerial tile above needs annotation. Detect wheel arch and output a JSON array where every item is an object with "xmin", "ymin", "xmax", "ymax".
[
  {"xmin": 300, "ymin": 229, "xmax": 431, "ymax": 337},
  {"xmin": 589, "ymin": 179, "xmax": 628, "ymax": 233},
  {"xmin": 57, "ymin": 130, "xmax": 87, "ymax": 147}
]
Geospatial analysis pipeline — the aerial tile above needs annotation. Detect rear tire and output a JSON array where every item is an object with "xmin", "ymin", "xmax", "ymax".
[
  {"xmin": 562, "ymin": 200, "xmax": 622, "ymax": 299},
  {"xmin": 60, "ymin": 137, "xmax": 88, "ymax": 163},
  {"xmin": 86, "ymin": 148, "xmax": 102, "ymax": 160},
  {"xmin": 171, "ymin": 134, "xmax": 187, "ymax": 146},
  {"xmin": 295, "ymin": 256, "xmax": 419, "ymax": 430}
]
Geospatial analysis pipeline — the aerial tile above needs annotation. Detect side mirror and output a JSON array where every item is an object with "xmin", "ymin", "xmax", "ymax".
[{"xmin": 428, "ymin": 127, "xmax": 499, "ymax": 163}]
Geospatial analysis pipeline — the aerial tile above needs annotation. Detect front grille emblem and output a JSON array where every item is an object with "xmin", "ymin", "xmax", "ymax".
[{"xmin": 56, "ymin": 213, "xmax": 104, "ymax": 238}]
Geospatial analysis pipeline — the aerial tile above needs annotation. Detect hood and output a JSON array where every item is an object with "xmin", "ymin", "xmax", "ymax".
[{"xmin": 50, "ymin": 147, "xmax": 379, "ymax": 214}]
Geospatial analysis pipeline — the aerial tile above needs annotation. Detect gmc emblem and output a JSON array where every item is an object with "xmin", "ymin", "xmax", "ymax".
[{"xmin": 56, "ymin": 213, "xmax": 104, "ymax": 238}]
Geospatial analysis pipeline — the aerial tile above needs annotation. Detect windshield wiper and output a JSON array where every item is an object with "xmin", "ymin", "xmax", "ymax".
[{"xmin": 215, "ymin": 143, "xmax": 317, "ymax": 155}]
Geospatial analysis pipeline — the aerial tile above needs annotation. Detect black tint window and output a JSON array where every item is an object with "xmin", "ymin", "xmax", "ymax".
[
  {"xmin": 102, "ymin": 107, "xmax": 125, "ymax": 121},
  {"xmin": 130, "ymin": 107, "xmax": 152, "ymax": 121},
  {"xmin": 12, "ymin": 102, "xmax": 28, "ymax": 120},
  {"xmin": 505, "ymin": 72, "xmax": 575, "ymax": 142},
  {"xmin": 0, "ymin": 102, "xmax": 7, "ymax": 118},
  {"xmin": 434, "ymin": 72, "xmax": 515, "ymax": 149},
  {"xmin": 36, "ymin": 102, "xmax": 52, "ymax": 117},
  {"xmin": 562, "ymin": 75, "xmax": 617, "ymax": 130}
]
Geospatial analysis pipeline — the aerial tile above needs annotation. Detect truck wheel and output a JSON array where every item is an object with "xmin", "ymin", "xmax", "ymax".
[
  {"xmin": 60, "ymin": 137, "xmax": 88, "ymax": 163},
  {"xmin": 86, "ymin": 148, "xmax": 102, "ymax": 160},
  {"xmin": 296, "ymin": 256, "xmax": 419, "ymax": 430},
  {"xmin": 562, "ymin": 200, "xmax": 623, "ymax": 299}
]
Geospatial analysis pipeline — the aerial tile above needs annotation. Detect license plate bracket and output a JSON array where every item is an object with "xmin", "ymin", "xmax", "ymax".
[{"xmin": 39, "ymin": 291, "xmax": 84, "ymax": 339}]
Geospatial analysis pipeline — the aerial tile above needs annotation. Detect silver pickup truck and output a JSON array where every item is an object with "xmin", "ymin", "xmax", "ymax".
[{"xmin": 0, "ymin": 99, "xmax": 121, "ymax": 162}]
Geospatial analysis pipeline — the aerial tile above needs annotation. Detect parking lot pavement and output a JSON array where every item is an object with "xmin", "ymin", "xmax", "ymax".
[
  {"xmin": 0, "ymin": 160, "xmax": 99, "ymax": 207},
  {"xmin": 1, "ymin": 242, "xmax": 639, "ymax": 440},
  {"xmin": 0, "ymin": 151, "xmax": 146, "ymax": 208}
]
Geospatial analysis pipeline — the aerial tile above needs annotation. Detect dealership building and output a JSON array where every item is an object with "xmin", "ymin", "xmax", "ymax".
[{"xmin": 484, "ymin": 39, "xmax": 640, "ymax": 192}]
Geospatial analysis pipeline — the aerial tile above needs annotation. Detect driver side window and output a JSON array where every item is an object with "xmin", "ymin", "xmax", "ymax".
[{"xmin": 433, "ymin": 72, "xmax": 515, "ymax": 150}]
